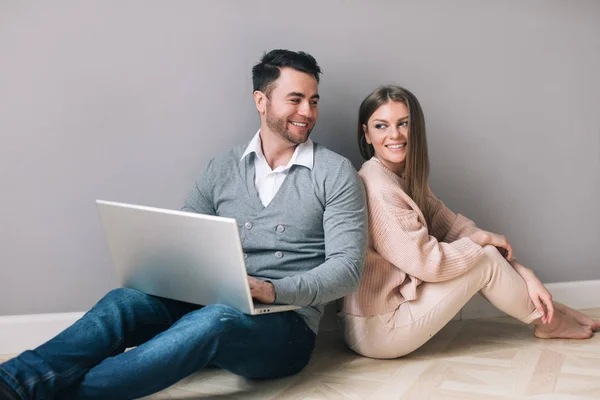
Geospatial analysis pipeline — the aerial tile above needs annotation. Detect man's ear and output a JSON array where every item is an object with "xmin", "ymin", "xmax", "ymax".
[{"xmin": 254, "ymin": 90, "xmax": 267, "ymax": 114}]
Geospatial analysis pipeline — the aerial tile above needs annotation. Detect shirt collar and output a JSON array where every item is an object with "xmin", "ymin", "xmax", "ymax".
[{"xmin": 241, "ymin": 130, "xmax": 314, "ymax": 170}]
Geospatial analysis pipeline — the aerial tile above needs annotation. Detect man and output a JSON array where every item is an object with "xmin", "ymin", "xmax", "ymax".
[{"xmin": 0, "ymin": 49, "xmax": 367, "ymax": 400}]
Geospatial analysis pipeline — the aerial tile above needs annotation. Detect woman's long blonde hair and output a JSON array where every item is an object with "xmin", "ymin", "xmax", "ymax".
[{"xmin": 357, "ymin": 85, "xmax": 431, "ymax": 225}]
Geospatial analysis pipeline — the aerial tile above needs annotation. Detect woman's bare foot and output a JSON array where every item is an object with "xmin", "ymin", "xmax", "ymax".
[
  {"xmin": 534, "ymin": 312, "xmax": 593, "ymax": 339},
  {"xmin": 553, "ymin": 302, "xmax": 600, "ymax": 331}
]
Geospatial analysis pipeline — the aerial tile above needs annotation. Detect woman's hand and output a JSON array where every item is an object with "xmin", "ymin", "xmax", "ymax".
[
  {"xmin": 514, "ymin": 264, "xmax": 554, "ymax": 324},
  {"xmin": 469, "ymin": 230, "xmax": 553, "ymax": 323},
  {"xmin": 468, "ymin": 230, "xmax": 514, "ymax": 261}
]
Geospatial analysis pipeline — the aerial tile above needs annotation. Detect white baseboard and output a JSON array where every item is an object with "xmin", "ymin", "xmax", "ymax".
[
  {"xmin": 1, "ymin": 280, "xmax": 599, "ymax": 356},
  {"xmin": 461, "ymin": 280, "xmax": 600, "ymax": 320},
  {"xmin": 0, "ymin": 312, "xmax": 84, "ymax": 356}
]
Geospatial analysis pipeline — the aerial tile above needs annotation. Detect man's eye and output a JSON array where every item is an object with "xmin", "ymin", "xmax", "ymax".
[{"xmin": 290, "ymin": 98, "xmax": 300, "ymax": 103}]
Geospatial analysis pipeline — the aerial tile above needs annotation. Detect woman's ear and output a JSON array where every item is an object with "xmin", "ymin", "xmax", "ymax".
[{"xmin": 362, "ymin": 124, "xmax": 372, "ymax": 144}]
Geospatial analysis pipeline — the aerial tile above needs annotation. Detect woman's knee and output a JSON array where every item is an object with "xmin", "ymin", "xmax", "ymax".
[
  {"xmin": 477, "ymin": 245, "xmax": 509, "ymax": 271},
  {"xmin": 472, "ymin": 245, "xmax": 517, "ymax": 286},
  {"xmin": 482, "ymin": 245, "xmax": 503, "ymax": 261}
]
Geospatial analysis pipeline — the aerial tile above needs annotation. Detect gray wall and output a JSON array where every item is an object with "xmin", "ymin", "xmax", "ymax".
[{"xmin": 1, "ymin": 1, "xmax": 598, "ymax": 315}]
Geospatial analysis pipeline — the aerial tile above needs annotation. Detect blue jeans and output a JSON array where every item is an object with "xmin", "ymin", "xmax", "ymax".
[{"xmin": 0, "ymin": 288, "xmax": 316, "ymax": 400}]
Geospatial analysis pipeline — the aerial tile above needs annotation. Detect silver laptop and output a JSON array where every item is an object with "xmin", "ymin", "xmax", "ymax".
[{"xmin": 95, "ymin": 200, "xmax": 299, "ymax": 315}]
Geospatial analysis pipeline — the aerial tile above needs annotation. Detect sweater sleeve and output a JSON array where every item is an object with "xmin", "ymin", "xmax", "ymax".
[
  {"xmin": 270, "ymin": 159, "xmax": 368, "ymax": 306},
  {"xmin": 180, "ymin": 159, "xmax": 217, "ymax": 216},
  {"xmin": 368, "ymin": 177, "xmax": 484, "ymax": 283},
  {"xmin": 426, "ymin": 189, "xmax": 479, "ymax": 243}
]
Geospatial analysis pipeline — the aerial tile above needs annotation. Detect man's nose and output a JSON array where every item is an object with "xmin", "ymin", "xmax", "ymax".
[{"xmin": 297, "ymin": 101, "xmax": 312, "ymax": 118}]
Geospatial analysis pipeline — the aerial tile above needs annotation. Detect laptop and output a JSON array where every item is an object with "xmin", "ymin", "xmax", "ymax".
[{"xmin": 95, "ymin": 200, "xmax": 299, "ymax": 315}]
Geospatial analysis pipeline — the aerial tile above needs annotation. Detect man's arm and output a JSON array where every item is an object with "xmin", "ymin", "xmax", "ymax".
[
  {"xmin": 270, "ymin": 159, "xmax": 368, "ymax": 307},
  {"xmin": 181, "ymin": 159, "xmax": 217, "ymax": 215}
]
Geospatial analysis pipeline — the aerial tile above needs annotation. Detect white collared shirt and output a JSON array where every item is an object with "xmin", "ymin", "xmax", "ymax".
[{"xmin": 241, "ymin": 130, "xmax": 314, "ymax": 207}]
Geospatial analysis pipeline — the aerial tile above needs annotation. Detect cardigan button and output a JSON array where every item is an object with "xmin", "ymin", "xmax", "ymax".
[
  {"xmin": 275, "ymin": 251, "xmax": 283, "ymax": 258},
  {"xmin": 276, "ymin": 224, "xmax": 285, "ymax": 233},
  {"xmin": 244, "ymin": 222, "xmax": 252, "ymax": 230}
]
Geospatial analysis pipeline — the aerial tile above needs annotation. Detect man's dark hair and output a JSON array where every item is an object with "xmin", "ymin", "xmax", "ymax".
[{"xmin": 252, "ymin": 49, "xmax": 322, "ymax": 96}]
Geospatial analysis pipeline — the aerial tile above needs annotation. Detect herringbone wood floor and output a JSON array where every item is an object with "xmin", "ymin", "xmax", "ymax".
[{"xmin": 2, "ymin": 308, "xmax": 599, "ymax": 399}]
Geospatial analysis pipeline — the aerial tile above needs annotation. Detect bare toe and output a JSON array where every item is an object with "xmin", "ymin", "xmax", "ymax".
[
  {"xmin": 554, "ymin": 302, "xmax": 600, "ymax": 331},
  {"xmin": 534, "ymin": 314, "xmax": 594, "ymax": 340}
]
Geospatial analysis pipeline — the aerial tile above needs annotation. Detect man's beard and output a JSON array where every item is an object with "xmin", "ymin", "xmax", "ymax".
[{"xmin": 265, "ymin": 111, "xmax": 313, "ymax": 145}]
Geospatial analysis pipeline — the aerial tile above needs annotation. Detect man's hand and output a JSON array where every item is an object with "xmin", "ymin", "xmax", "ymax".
[{"xmin": 247, "ymin": 276, "xmax": 276, "ymax": 304}]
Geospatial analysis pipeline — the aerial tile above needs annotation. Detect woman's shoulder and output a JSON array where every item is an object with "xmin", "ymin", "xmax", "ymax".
[
  {"xmin": 358, "ymin": 159, "xmax": 412, "ymax": 205},
  {"xmin": 359, "ymin": 159, "xmax": 403, "ymax": 187}
]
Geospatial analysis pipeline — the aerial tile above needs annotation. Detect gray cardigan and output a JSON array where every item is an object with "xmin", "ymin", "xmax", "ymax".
[{"xmin": 182, "ymin": 141, "xmax": 367, "ymax": 333}]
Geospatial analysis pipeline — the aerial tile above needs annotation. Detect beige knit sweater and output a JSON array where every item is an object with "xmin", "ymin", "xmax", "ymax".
[{"xmin": 343, "ymin": 158, "xmax": 485, "ymax": 317}]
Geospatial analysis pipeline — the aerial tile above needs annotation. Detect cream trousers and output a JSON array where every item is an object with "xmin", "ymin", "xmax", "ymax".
[{"xmin": 340, "ymin": 245, "xmax": 542, "ymax": 359}]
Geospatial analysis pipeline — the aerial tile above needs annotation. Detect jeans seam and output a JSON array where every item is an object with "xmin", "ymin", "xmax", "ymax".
[
  {"xmin": 0, "ymin": 366, "xmax": 27, "ymax": 400},
  {"xmin": 52, "ymin": 317, "xmax": 173, "ymax": 383},
  {"xmin": 9, "ymin": 292, "xmax": 177, "ymax": 398},
  {"xmin": 23, "ymin": 368, "xmax": 57, "ymax": 388}
]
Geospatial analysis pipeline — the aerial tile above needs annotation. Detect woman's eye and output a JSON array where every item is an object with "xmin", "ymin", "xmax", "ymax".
[
  {"xmin": 375, "ymin": 123, "xmax": 386, "ymax": 129},
  {"xmin": 399, "ymin": 121, "xmax": 408, "ymax": 127}
]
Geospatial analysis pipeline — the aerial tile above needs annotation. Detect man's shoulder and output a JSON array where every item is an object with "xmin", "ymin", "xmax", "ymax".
[
  {"xmin": 203, "ymin": 144, "xmax": 247, "ymax": 173},
  {"xmin": 213, "ymin": 144, "xmax": 246, "ymax": 163},
  {"xmin": 309, "ymin": 143, "xmax": 362, "ymax": 192},
  {"xmin": 312, "ymin": 142, "xmax": 354, "ymax": 169}
]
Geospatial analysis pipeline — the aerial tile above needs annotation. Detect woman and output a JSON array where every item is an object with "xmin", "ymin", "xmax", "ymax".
[{"xmin": 340, "ymin": 85, "xmax": 598, "ymax": 359}]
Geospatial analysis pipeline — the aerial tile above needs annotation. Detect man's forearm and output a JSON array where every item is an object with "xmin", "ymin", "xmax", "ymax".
[{"xmin": 270, "ymin": 257, "xmax": 362, "ymax": 306}]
